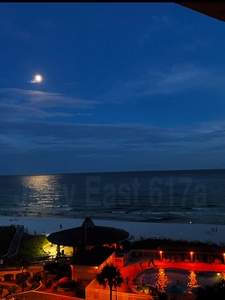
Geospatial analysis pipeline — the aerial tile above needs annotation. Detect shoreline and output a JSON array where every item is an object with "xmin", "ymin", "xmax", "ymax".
[
  {"xmin": 1, "ymin": 207, "xmax": 225, "ymax": 226},
  {"xmin": 0, "ymin": 211, "xmax": 224, "ymax": 246}
]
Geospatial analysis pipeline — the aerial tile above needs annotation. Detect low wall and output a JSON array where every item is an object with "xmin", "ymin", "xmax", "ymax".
[{"xmin": 86, "ymin": 279, "xmax": 153, "ymax": 300}]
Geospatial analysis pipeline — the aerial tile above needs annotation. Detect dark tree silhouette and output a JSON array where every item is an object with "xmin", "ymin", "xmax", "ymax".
[
  {"xmin": 157, "ymin": 291, "xmax": 168, "ymax": 300},
  {"xmin": 197, "ymin": 279, "xmax": 225, "ymax": 300},
  {"xmin": 96, "ymin": 263, "xmax": 124, "ymax": 300}
]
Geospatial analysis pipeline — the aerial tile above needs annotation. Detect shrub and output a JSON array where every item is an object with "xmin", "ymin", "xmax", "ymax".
[
  {"xmin": 15, "ymin": 272, "xmax": 30, "ymax": 285},
  {"xmin": 43, "ymin": 262, "xmax": 59, "ymax": 272},
  {"xmin": 18, "ymin": 234, "xmax": 49, "ymax": 258},
  {"xmin": 31, "ymin": 273, "xmax": 42, "ymax": 283},
  {"xmin": 4, "ymin": 274, "xmax": 14, "ymax": 282},
  {"xmin": 57, "ymin": 280, "xmax": 77, "ymax": 289},
  {"xmin": 45, "ymin": 279, "xmax": 53, "ymax": 289},
  {"xmin": 75, "ymin": 279, "xmax": 85, "ymax": 298}
]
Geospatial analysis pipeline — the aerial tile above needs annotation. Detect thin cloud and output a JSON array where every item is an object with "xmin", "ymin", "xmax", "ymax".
[
  {"xmin": 102, "ymin": 64, "xmax": 225, "ymax": 103},
  {"xmin": 0, "ymin": 120, "xmax": 225, "ymax": 155},
  {"xmin": 136, "ymin": 13, "xmax": 178, "ymax": 48},
  {"xmin": 1, "ymin": 120, "xmax": 225, "ymax": 174},
  {"xmin": 0, "ymin": 88, "xmax": 99, "ymax": 121},
  {"xmin": 76, "ymin": 113, "xmax": 93, "ymax": 116},
  {"xmin": 183, "ymin": 37, "xmax": 208, "ymax": 52},
  {"xmin": 0, "ymin": 88, "xmax": 98, "ymax": 108},
  {"xmin": 65, "ymin": 82, "xmax": 80, "ymax": 86}
]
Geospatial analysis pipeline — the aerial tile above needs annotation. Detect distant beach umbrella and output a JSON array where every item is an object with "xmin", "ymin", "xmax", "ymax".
[{"xmin": 47, "ymin": 217, "xmax": 129, "ymax": 248}]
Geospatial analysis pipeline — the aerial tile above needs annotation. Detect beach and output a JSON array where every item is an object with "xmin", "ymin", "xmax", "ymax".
[
  {"xmin": 1, "ymin": 170, "xmax": 225, "ymax": 231},
  {"xmin": 0, "ymin": 213, "xmax": 224, "ymax": 246}
]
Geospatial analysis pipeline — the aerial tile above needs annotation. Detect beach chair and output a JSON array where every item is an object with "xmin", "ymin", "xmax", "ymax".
[
  {"xmin": 176, "ymin": 255, "xmax": 181, "ymax": 262},
  {"xmin": 166, "ymin": 256, "xmax": 170, "ymax": 262},
  {"xmin": 184, "ymin": 255, "xmax": 188, "ymax": 262}
]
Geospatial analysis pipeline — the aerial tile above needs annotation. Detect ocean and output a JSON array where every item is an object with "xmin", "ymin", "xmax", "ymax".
[{"xmin": 0, "ymin": 169, "xmax": 225, "ymax": 225}]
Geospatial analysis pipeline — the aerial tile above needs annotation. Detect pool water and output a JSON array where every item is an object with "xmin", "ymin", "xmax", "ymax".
[{"xmin": 134, "ymin": 268, "xmax": 223, "ymax": 294}]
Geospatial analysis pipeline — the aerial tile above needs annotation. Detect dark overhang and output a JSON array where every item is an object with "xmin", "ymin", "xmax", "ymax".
[{"xmin": 176, "ymin": 3, "xmax": 225, "ymax": 22}]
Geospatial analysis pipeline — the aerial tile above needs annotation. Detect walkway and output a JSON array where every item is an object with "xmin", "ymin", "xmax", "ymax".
[{"xmin": 4, "ymin": 225, "xmax": 24, "ymax": 258}]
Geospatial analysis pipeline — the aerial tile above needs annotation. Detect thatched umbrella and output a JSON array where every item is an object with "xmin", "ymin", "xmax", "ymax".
[{"xmin": 47, "ymin": 217, "xmax": 129, "ymax": 250}]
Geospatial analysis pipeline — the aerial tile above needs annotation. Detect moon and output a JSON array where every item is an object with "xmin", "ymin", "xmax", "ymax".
[{"xmin": 34, "ymin": 74, "xmax": 43, "ymax": 83}]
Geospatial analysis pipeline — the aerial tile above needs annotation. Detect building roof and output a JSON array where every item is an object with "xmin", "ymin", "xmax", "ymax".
[
  {"xmin": 47, "ymin": 217, "xmax": 129, "ymax": 247},
  {"xmin": 72, "ymin": 245, "xmax": 115, "ymax": 266}
]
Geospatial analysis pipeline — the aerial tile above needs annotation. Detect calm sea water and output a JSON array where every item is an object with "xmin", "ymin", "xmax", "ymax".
[{"xmin": 0, "ymin": 169, "xmax": 225, "ymax": 224}]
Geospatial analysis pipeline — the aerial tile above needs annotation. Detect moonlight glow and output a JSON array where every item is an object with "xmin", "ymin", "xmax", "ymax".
[{"xmin": 34, "ymin": 74, "xmax": 43, "ymax": 83}]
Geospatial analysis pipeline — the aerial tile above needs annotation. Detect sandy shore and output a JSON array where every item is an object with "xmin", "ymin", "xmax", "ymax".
[{"xmin": 0, "ymin": 213, "xmax": 224, "ymax": 246}]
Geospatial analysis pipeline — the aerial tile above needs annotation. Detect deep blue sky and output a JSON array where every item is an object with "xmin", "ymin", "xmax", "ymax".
[{"xmin": 1, "ymin": 3, "xmax": 225, "ymax": 175}]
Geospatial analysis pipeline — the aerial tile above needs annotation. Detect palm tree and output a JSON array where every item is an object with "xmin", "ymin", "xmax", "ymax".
[{"xmin": 96, "ymin": 263, "xmax": 124, "ymax": 300}]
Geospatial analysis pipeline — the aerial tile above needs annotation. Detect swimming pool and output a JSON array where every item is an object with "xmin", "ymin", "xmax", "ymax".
[{"xmin": 133, "ymin": 268, "xmax": 224, "ymax": 295}]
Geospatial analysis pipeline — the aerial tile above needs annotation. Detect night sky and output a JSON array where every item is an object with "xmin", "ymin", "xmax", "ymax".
[{"xmin": 1, "ymin": 3, "xmax": 225, "ymax": 175}]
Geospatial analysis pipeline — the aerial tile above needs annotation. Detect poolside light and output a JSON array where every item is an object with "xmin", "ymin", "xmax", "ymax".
[
  {"xmin": 190, "ymin": 251, "xmax": 194, "ymax": 262},
  {"xmin": 223, "ymin": 253, "xmax": 225, "ymax": 264},
  {"xmin": 21, "ymin": 266, "xmax": 24, "ymax": 292},
  {"xmin": 159, "ymin": 250, "xmax": 163, "ymax": 261}
]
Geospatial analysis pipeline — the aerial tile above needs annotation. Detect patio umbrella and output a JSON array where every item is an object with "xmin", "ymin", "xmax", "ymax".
[{"xmin": 47, "ymin": 217, "xmax": 129, "ymax": 248}]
